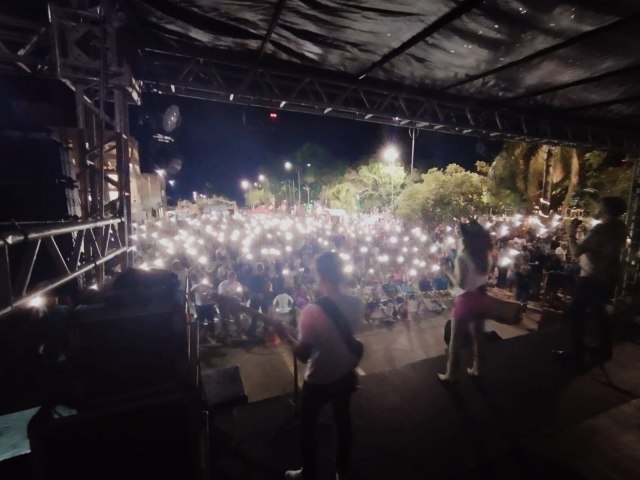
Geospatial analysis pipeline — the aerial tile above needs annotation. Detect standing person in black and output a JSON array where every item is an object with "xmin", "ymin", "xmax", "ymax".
[
  {"xmin": 271, "ymin": 261, "xmax": 286, "ymax": 296},
  {"xmin": 285, "ymin": 251, "xmax": 364, "ymax": 480},
  {"xmin": 247, "ymin": 262, "xmax": 271, "ymax": 336},
  {"xmin": 553, "ymin": 197, "xmax": 627, "ymax": 365},
  {"xmin": 528, "ymin": 245, "xmax": 546, "ymax": 300}
]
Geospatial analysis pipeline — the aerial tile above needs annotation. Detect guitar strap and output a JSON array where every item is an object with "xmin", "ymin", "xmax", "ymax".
[{"xmin": 315, "ymin": 296, "xmax": 355, "ymax": 349}]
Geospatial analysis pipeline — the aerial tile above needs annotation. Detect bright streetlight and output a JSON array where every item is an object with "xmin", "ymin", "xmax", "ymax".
[
  {"xmin": 284, "ymin": 161, "xmax": 293, "ymax": 171},
  {"xmin": 258, "ymin": 174, "xmax": 266, "ymax": 182},
  {"xmin": 383, "ymin": 145, "xmax": 399, "ymax": 163},
  {"xmin": 240, "ymin": 179, "xmax": 250, "ymax": 191}
]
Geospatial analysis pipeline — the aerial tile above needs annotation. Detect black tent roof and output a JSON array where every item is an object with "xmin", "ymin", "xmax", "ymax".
[
  {"xmin": 2, "ymin": 1, "xmax": 640, "ymax": 150},
  {"xmin": 132, "ymin": 0, "xmax": 640, "ymax": 137}
]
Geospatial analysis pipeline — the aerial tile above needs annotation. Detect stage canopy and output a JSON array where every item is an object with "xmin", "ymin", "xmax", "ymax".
[
  {"xmin": 129, "ymin": 0, "xmax": 640, "ymax": 151},
  {"xmin": 1, "ymin": 1, "xmax": 639, "ymax": 150}
]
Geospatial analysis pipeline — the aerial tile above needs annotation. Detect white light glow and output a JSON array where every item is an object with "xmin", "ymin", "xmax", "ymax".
[{"xmin": 28, "ymin": 296, "xmax": 45, "ymax": 308}]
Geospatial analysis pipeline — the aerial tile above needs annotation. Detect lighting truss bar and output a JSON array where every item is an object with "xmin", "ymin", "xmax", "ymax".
[
  {"xmin": 140, "ymin": 49, "xmax": 640, "ymax": 152},
  {"xmin": 0, "ymin": 218, "xmax": 128, "ymax": 318},
  {"xmin": 0, "ymin": 218, "xmax": 122, "ymax": 246},
  {"xmin": 0, "ymin": 246, "xmax": 129, "ymax": 318}
]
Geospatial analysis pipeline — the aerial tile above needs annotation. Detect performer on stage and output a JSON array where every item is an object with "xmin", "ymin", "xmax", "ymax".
[
  {"xmin": 285, "ymin": 251, "xmax": 364, "ymax": 480},
  {"xmin": 438, "ymin": 221, "xmax": 491, "ymax": 381},
  {"xmin": 553, "ymin": 196, "xmax": 627, "ymax": 365}
]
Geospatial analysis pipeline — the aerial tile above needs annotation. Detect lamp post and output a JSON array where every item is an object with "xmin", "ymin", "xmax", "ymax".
[
  {"xmin": 408, "ymin": 127, "xmax": 419, "ymax": 178},
  {"xmin": 383, "ymin": 145, "xmax": 399, "ymax": 207},
  {"xmin": 284, "ymin": 161, "xmax": 311, "ymax": 206}
]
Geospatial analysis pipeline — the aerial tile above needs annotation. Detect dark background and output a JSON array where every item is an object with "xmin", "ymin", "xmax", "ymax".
[{"xmin": 134, "ymin": 95, "xmax": 503, "ymax": 202}]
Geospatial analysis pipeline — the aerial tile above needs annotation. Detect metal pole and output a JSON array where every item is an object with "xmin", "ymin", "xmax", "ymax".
[
  {"xmin": 409, "ymin": 126, "xmax": 418, "ymax": 178},
  {"xmin": 622, "ymin": 156, "xmax": 640, "ymax": 294},
  {"xmin": 297, "ymin": 167, "xmax": 301, "ymax": 206},
  {"xmin": 390, "ymin": 158, "xmax": 395, "ymax": 210},
  {"xmin": 75, "ymin": 87, "xmax": 90, "ymax": 218},
  {"xmin": 114, "ymin": 89, "xmax": 131, "ymax": 268}
]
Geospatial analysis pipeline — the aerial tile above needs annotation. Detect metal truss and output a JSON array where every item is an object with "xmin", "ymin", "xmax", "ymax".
[
  {"xmin": 623, "ymin": 157, "xmax": 640, "ymax": 296},
  {"xmin": 0, "ymin": 2, "xmax": 137, "ymax": 316},
  {"xmin": 140, "ymin": 49, "xmax": 640, "ymax": 153},
  {"xmin": 0, "ymin": 219, "xmax": 130, "ymax": 317}
]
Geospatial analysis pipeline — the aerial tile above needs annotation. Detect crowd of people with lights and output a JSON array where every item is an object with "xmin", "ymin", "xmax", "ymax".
[{"xmin": 130, "ymin": 204, "xmax": 594, "ymax": 345}]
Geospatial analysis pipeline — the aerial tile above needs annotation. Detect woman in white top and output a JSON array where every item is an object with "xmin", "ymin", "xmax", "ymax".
[{"xmin": 438, "ymin": 221, "xmax": 491, "ymax": 381}]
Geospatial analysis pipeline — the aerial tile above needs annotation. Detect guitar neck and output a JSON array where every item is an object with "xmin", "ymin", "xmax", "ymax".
[{"xmin": 209, "ymin": 292, "xmax": 295, "ymax": 340}]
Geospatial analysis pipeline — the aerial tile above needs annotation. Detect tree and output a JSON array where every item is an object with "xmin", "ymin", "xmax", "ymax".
[
  {"xmin": 396, "ymin": 164, "xmax": 489, "ymax": 225},
  {"xmin": 320, "ymin": 181, "xmax": 360, "ymax": 213},
  {"xmin": 318, "ymin": 159, "xmax": 406, "ymax": 212},
  {"xmin": 244, "ymin": 189, "xmax": 273, "ymax": 209},
  {"xmin": 348, "ymin": 161, "xmax": 406, "ymax": 211}
]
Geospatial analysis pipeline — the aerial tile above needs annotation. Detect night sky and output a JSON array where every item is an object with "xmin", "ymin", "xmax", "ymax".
[{"xmin": 134, "ymin": 95, "xmax": 503, "ymax": 203}]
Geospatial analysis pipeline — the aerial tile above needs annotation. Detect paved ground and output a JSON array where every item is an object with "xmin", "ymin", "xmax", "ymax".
[
  {"xmin": 200, "ymin": 310, "xmax": 531, "ymax": 403},
  {"xmin": 203, "ymin": 314, "xmax": 640, "ymax": 480}
]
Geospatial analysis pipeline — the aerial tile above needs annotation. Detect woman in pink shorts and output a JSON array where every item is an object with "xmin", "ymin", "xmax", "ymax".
[{"xmin": 438, "ymin": 221, "xmax": 491, "ymax": 381}]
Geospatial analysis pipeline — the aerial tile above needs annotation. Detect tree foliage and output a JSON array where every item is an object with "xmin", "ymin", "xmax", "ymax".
[
  {"xmin": 320, "ymin": 181, "xmax": 360, "ymax": 213},
  {"xmin": 263, "ymin": 141, "xmax": 631, "ymax": 221},
  {"xmin": 395, "ymin": 164, "xmax": 489, "ymax": 225},
  {"xmin": 244, "ymin": 189, "xmax": 273, "ymax": 208},
  {"xmin": 349, "ymin": 161, "xmax": 405, "ymax": 210},
  {"xmin": 319, "ymin": 159, "xmax": 406, "ymax": 212}
]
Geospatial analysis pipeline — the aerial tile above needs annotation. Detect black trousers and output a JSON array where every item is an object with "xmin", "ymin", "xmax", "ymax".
[
  {"xmin": 569, "ymin": 276, "xmax": 613, "ymax": 357},
  {"xmin": 301, "ymin": 371, "xmax": 357, "ymax": 479},
  {"xmin": 248, "ymin": 295, "xmax": 270, "ymax": 331}
]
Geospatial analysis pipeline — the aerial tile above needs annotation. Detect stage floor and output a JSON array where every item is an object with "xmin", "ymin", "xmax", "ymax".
[{"xmin": 204, "ymin": 323, "xmax": 640, "ymax": 480}]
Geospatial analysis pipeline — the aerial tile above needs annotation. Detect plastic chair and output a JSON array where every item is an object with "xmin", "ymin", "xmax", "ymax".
[{"xmin": 273, "ymin": 294, "xmax": 294, "ymax": 314}]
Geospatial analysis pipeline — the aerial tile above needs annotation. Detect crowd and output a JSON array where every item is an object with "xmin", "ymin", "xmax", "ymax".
[
  {"xmin": 131, "ymin": 207, "xmax": 594, "ymax": 342},
  {"xmin": 129, "ymin": 196, "xmax": 629, "ymax": 480}
]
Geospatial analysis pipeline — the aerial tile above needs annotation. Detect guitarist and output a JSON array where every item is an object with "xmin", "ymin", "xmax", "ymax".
[{"xmin": 285, "ymin": 252, "xmax": 365, "ymax": 480}]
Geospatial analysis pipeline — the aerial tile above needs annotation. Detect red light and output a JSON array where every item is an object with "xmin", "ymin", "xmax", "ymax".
[{"xmin": 269, "ymin": 112, "xmax": 278, "ymax": 119}]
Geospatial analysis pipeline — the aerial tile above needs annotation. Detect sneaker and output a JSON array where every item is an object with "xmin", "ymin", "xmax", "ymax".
[
  {"xmin": 437, "ymin": 373, "xmax": 456, "ymax": 382},
  {"xmin": 552, "ymin": 349, "xmax": 585, "ymax": 368},
  {"xmin": 552, "ymin": 349, "xmax": 578, "ymax": 361},
  {"xmin": 285, "ymin": 469, "xmax": 304, "ymax": 479},
  {"xmin": 467, "ymin": 366, "xmax": 480, "ymax": 377}
]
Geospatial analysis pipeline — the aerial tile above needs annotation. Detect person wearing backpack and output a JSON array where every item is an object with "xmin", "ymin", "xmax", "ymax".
[{"xmin": 285, "ymin": 251, "xmax": 364, "ymax": 480}]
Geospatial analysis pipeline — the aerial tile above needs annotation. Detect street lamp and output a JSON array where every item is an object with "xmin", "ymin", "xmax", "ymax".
[
  {"xmin": 284, "ymin": 161, "xmax": 311, "ymax": 206},
  {"xmin": 240, "ymin": 179, "xmax": 251, "ymax": 191},
  {"xmin": 383, "ymin": 145, "xmax": 399, "ymax": 163}
]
